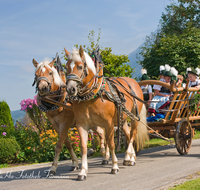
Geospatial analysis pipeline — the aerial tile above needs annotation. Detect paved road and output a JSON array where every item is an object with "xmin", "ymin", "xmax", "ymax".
[{"xmin": 1, "ymin": 139, "xmax": 200, "ymax": 190}]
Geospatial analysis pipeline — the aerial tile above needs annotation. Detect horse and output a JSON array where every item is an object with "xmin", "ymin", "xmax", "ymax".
[
  {"xmin": 32, "ymin": 56, "xmax": 108, "ymax": 175},
  {"xmin": 64, "ymin": 46, "xmax": 149, "ymax": 181}
]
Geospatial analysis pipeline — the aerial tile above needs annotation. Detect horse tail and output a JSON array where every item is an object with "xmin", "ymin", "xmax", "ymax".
[{"xmin": 134, "ymin": 104, "xmax": 149, "ymax": 151}]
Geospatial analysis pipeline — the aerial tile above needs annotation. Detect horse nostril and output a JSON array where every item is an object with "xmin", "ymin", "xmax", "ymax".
[{"xmin": 71, "ymin": 87, "xmax": 75, "ymax": 94}]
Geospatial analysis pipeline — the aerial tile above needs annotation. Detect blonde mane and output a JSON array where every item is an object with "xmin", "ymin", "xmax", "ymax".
[
  {"xmin": 36, "ymin": 61, "xmax": 64, "ymax": 87},
  {"xmin": 69, "ymin": 49, "xmax": 96, "ymax": 75}
]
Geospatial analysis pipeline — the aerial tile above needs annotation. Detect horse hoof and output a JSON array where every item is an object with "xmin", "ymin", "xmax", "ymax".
[
  {"xmin": 77, "ymin": 175, "xmax": 86, "ymax": 181},
  {"xmin": 48, "ymin": 170, "xmax": 56, "ymax": 176},
  {"xmin": 111, "ymin": 169, "xmax": 119, "ymax": 174},
  {"xmin": 123, "ymin": 160, "xmax": 130, "ymax": 166},
  {"xmin": 70, "ymin": 166, "xmax": 79, "ymax": 171},
  {"xmin": 102, "ymin": 160, "xmax": 109, "ymax": 165},
  {"xmin": 129, "ymin": 161, "xmax": 136, "ymax": 166}
]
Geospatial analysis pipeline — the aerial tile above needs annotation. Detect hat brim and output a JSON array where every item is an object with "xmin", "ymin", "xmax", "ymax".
[{"xmin": 188, "ymin": 70, "xmax": 198, "ymax": 76}]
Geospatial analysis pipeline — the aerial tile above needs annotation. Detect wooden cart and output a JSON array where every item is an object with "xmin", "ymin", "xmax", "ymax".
[{"xmin": 138, "ymin": 80, "xmax": 200, "ymax": 155}]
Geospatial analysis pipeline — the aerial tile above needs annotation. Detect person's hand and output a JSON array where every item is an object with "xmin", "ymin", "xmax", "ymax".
[
  {"xmin": 195, "ymin": 85, "xmax": 200, "ymax": 90},
  {"xmin": 147, "ymin": 100, "xmax": 151, "ymax": 105}
]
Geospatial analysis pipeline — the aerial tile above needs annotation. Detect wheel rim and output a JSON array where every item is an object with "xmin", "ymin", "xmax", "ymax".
[{"xmin": 175, "ymin": 119, "xmax": 192, "ymax": 155}]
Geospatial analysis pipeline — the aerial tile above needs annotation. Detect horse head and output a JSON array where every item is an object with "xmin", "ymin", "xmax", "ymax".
[
  {"xmin": 64, "ymin": 46, "xmax": 97, "ymax": 97},
  {"xmin": 32, "ymin": 58, "xmax": 65, "ymax": 96}
]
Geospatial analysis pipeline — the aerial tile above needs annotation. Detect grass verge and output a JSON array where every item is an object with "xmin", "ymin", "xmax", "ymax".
[{"xmin": 169, "ymin": 177, "xmax": 200, "ymax": 190}]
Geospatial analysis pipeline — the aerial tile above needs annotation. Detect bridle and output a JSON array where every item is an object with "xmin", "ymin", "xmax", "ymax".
[
  {"xmin": 66, "ymin": 59, "xmax": 98, "ymax": 96},
  {"xmin": 66, "ymin": 59, "xmax": 88, "ymax": 84},
  {"xmin": 32, "ymin": 76, "xmax": 52, "ymax": 94}
]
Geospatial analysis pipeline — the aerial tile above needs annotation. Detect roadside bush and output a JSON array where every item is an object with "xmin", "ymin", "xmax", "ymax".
[
  {"xmin": 0, "ymin": 138, "xmax": 20, "ymax": 164},
  {"xmin": 0, "ymin": 101, "xmax": 14, "ymax": 136}
]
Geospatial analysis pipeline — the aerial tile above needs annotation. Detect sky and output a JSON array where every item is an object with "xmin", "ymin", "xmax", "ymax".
[{"xmin": 0, "ymin": 0, "xmax": 175, "ymax": 111}]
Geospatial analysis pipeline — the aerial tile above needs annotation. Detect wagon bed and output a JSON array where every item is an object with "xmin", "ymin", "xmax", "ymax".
[{"xmin": 138, "ymin": 80, "xmax": 200, "ymax": 155}]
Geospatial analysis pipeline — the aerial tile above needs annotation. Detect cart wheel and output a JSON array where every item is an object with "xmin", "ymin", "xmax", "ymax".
[{"xmin": 175, "ymin": 119, "xmax": 192, "ymax": 155}]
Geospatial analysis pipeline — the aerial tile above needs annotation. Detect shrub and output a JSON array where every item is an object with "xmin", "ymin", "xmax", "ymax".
[
  {"xmin": 0, "ymin": 138, "xmax": 20, "ymax": 164},
  {"xmin": 0, "ymin": 101, "xmax": 14, "ymax": 135}
]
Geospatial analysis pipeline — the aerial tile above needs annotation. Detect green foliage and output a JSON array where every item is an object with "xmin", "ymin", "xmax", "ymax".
[
  {"xmin": 139, "ymin": 27, "xmax": 200, "ymax": 77},
  {"xmin": 101, "ymin": 47, "xmax": 133, "ymax": 77},
  {"xmin": 160, "ymin": 0, "xmax": 200, "ymax": 35},
  {"xmin": 139, "ymin": 0, "xmax": 200, "ymax": 78},
  {"xmin": 189, "ymin": 91, "xmax": 200, "ymax": 114},
  {"xmin": 0, "ymin": 138, "xmax": 20, "ymax": 164},
  {"xmin": 0, "ymin": 101, "xmax": 14, "ymax": 135},
  {"xmin": 74, "ymin": 29, "xmax": 134, "ymax": 77}
]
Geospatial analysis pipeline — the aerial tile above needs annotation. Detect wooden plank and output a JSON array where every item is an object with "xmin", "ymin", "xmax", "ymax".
[
  {"xmin": 182, "ymin": 92, "xmax": 195, "ymax": 117},
  {"xmin": 41, "ymin": 97, "xmax": 73, "ymax": 110},
  {"xmin": 138, "ymin": 80, "xmax": 184, "ymax": 92},
  {"xmin": 165, "ymin": 92, "xmax": 179, "ymax": 120},
  {"xmin": 171, "ymin": 90, "xmax": 188, "ymax": 121}
]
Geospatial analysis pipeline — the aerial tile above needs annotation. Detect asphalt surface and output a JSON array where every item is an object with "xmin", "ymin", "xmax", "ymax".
[{"xmin": 1, "ymin": 139, "xmax": 200, "ymax": 190}]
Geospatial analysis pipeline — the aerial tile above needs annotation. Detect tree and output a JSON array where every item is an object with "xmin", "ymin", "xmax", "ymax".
[
  {"xmin": 74, "ymin": 29, "xmax": 134, "ymax": 78},
  {"xmin": 0, "ymin": 101, "xmax": 14, "ymax": 135},
  {"xmin": 140, "ymin": 27, "xmax": 200, "ymax": 77},
  {"xmin": 138, "ymin": 0, "xmax": 200, "ymax": 77},
  {"xmin": 160, "ymin": 0, "xmax": 200, "ymax": 35}
]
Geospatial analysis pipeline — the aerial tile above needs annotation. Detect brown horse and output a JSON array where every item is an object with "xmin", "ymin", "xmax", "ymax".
[
  {"xmin": 32, "ymin": 57, "xmax": 108, "ymax": 175},
  {"xmin": 64, "ymin": 46, "xmax": 149, "ymax": 181}
]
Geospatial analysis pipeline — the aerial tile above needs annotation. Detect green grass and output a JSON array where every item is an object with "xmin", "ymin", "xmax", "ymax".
[
  {"xmin": 193, "ymin": 130, "xmax": 200, "ymax": 139},
  {"xmin": 0, "ymin": 163, "xmax": 8, "ymax": 168},
  {"xmin": 169, "ymin": 177, "xmax": 200, "ymax": 190}
]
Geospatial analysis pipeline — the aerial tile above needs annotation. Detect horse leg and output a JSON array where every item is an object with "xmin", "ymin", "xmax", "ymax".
[
  {"xmin": 105, "ymin": 125, "xmax": 119, "ymax": 174},
  {"xmin": 64, "ymin": 135, "xmax": 79, "ymax": 171},
  {"xmin": 128, "ymin": 104, "xmax": 149, "ymax": 166},
  {"xmin": 103, "ymin": 143, "xmax": 110, "ymax": 165},
  {"xmin": 123, "ymin": 120, "xmax": 132, "ymax": 166},
  {"xmin": 49, "ymin": 128, "xmax": 66, "ymax": 176},
  {"xmin": 93, "ymin": 126, "xmax": 110, "ymax": 165},
  {"xmin": 77, "ymin": 126, "xmax": 88, "ymax": 181}
]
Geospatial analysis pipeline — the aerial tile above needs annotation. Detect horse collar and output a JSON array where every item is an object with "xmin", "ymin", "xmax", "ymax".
[{"xmin": 38, "ymin": 99, "xmax": 59, "ymax": 112}]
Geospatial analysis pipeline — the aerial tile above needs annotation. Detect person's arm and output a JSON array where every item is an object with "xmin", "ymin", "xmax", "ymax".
[
  {"xmin": 195, "ymin": 85, "xmax": 200, "ymax": 90},
  {"xmin": 154, "ymin": 89, "xmax": 170, "ymax": 97}
]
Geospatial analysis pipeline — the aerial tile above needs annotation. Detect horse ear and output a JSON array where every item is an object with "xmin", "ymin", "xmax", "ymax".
[
  {"xmin": 32, "ymin": 59, "xmax": 39, "ymax": 68},
  {"xmin": 49, "ymin": 58, "xmax": 56, "ymax": 67},
  {"xmin": 64, "ymin": 48, "xmax": 70, "ymax": 58},
  {"xmin": 79, "ymin": 45, "xmax": 84, "ymax": 59}
]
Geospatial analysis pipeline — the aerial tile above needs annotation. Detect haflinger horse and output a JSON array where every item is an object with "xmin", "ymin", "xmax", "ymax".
[
  {"xmin": 64, "ymin": 46, "xmax": 149, "ymax": 181},
  {"xmin": 32, "ymin": 55, "xmax": 108, "ymax": 176}
]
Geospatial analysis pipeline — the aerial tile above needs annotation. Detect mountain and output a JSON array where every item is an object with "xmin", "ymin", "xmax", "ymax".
[
  {"xmin": 128, "ymin": 42, "xmax": 144, "ymax": 79},
  {"xmin": 128, "ymin": 29, "xmax": 160, "ymax": 79},
  {"xmin": 11, "ymin": 110, "xmax": 26, "ymax": 124}
]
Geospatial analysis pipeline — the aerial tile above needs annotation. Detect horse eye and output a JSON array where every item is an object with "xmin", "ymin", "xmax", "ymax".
[
  {"xmin": 78, "ymin": 65, "xmax": 83, "ymax": 70},
  {"xmin": 49, "ymin": 71, "xmax": 53, "ymax": 75}
]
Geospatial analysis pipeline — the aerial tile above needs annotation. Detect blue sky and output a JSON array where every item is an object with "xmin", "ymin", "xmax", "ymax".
[{"xmin": 0, "ymin": 0, "xmax": 175, "ymax": 111}]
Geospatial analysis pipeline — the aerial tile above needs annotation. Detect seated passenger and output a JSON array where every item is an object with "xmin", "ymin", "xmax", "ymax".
[
  {"xmin": 176, "ymin": 75, "xmax": 183, "ymax": 87},
  {"xmin": 183, "ymin": 68, "xmax": 192, "ymax": 88},
  {"xmin": 170, "ymin": 67, "xmax": 178, "ymax": 85},
  {"xmin": 188, "ymin": 67, "xmax": 200, "ymax": 89},
  {"xmin": 148, "ymin": 65, "xmax": 172, "ymax": 115},
  {"xmin": 159, "ymin": 65, "xmax": 166, "ymax": 82},
  {"xmin": 140, "ymin": 69, "xmax": 152, "ymax": 105}
]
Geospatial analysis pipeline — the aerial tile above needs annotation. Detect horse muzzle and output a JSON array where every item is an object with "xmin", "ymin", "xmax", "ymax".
[
  {"xmin": 66, "ymin": 80, "xmax": 78, "ymax": 97},
  {"xmin": 38, "ymin": 84, "xmax": 50, "ymax": 96}
]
